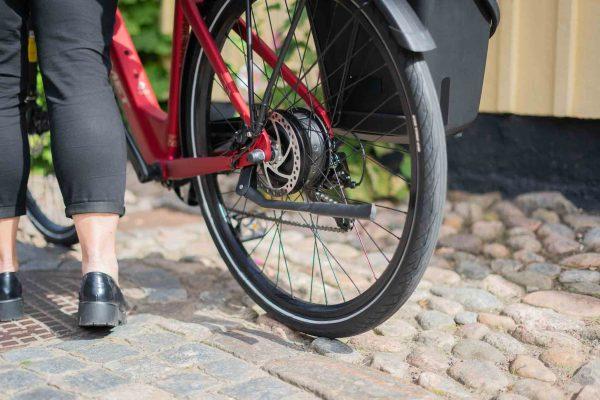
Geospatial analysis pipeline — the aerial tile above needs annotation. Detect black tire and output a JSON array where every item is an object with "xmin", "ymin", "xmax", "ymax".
[
  {"xmin": 26, "ymin": 190, "xmax": 78, "ymax": 247},
  {"xmin": 182, "ymin": 0, "xmax": 446, "ymax": 337}
]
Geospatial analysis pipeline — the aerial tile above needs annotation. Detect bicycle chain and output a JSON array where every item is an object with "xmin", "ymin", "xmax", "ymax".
[{"xmin": 225, "ymin": 208, "xmax": 346, "ymax": 233}]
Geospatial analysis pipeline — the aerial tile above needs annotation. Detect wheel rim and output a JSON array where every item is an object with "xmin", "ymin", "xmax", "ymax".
[{"xmin": 190, "ymin": 0, "xmax": 420, "ymax": 319}]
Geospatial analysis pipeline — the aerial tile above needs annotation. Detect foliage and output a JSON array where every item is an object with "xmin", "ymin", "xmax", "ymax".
[
  {"xmin": 29, "ymin": 73, "xmax": 54, "ymax": 175},
  {"xmin": 343, "ymin": 141, "xmax": 410, "ymax": 203},
  {"xmin": 119, "ymin": 0, "xmax": 172, "ymax": 102}
]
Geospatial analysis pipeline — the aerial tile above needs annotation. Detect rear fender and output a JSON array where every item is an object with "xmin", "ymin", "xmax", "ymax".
[{"xmin": 373, "ymin": 0, "xmax": 436, "ymax": 52}]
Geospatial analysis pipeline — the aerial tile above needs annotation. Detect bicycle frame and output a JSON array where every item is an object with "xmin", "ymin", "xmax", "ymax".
[{"xmin": 110, "ymin": 0, "xmax": 328, "ymax": 182}]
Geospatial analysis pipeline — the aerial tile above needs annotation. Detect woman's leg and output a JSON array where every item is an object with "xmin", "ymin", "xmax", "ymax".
[
  {"xmin": 0, "ymin": 218, "xmax": 20, "ymax": 273},
  {"xmin": 30, "ymin": 0, "xmax": 127, "ymax": 221},
  {"xmin": 30, "ymin": 0, "xmax": 127, "ymax": 280},
  {"xmin": 30, "ymin": 0, "xmax": 128, "ymax": 325},
  {"xmin": 0, "ymin": 0, "xmax": 29, "ymax": 276},
  {"xmin": 73, "ymin": 214, "xmax": 119, "ymax": 284}
]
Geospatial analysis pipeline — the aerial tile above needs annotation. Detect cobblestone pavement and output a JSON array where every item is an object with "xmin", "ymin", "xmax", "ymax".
[{"xmin": 2, "ymin": 188, "xmax": 600, "ymax": 399}]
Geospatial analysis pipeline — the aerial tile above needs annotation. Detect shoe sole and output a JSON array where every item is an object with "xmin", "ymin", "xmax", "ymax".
[
  {"xmin": 0, "ymin": 298, "xmax": 24, "ymax": 321},
  {"xmin": 78, "ymin": 301, "xmax": 126, "ymax": 328}
]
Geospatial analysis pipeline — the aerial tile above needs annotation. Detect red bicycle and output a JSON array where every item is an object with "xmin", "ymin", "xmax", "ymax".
[{"xmin": 24, "ymin": 0, "xmax": 497, "ymax": 337}]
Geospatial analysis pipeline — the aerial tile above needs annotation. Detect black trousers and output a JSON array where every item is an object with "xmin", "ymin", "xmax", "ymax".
[{"xmin": 0, "ymin": 0, "xmax": 126, "ymax": 219}]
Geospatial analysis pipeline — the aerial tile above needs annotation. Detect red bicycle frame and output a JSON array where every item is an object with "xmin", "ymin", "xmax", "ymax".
[{"xmin": 110, "ymin": 0, "xmax": 329, "ymax": 182}]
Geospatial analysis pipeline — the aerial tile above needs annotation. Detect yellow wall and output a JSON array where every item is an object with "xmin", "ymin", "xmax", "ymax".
[{"xmin": 481, "ymin": 0, "xmax": 600, "ymax": 119}]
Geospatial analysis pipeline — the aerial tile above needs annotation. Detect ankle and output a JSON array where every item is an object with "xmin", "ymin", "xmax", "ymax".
[
  {"xmin": 0, "ymin": 263, "xmax": 18, "ymax": 273},
  {"xmin": 82, "ymin": 263, "xmax": 119, "ymax": 285}
]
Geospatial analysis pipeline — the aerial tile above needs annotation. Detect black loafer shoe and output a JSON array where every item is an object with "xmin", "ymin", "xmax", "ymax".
[
  {"xmin": 78, "ymin": 272, "xmax": 127, "ymax": 328},
  {"xmin": 0, "ymin": 272, "xmax": 24, "ymax": 321}
]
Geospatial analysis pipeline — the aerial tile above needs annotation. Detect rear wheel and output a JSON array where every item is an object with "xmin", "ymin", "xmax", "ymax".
[{"xmin": 182, "ymin": 0, "xmax": 446, "ymax": 337}]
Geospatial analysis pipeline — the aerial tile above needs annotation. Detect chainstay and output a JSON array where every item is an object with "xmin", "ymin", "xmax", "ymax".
[{"xmin": 226, "ymin": 208, "xmax": 346, "ymax": 232}]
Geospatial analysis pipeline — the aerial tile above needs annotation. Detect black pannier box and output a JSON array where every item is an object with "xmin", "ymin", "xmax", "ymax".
[
  {"xmin": 309, "ymin": 0, "xmax": 499, "ymax": 138},
  {"xmin": 409, "ymin": 0, "xmax": 500, "ymax": 134}
]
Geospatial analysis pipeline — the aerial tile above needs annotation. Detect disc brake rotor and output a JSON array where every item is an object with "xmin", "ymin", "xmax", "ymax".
[{"xmin": 258, "ymin": 109, "xmax": 330, "ymax": 197}]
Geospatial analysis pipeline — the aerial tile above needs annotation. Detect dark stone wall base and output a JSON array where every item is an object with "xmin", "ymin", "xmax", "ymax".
[{"xmin": 447, "ymin": 113, "xmax": 600, "ymax": 210}]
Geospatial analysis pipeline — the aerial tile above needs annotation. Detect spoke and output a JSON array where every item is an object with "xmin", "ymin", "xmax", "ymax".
[
  {"xmin": 257, "ymin": 0, "xmax": 307, "ymax": 127},
  {"xmin": 248, "ymin": 220, "xmax": 277, "ymax": 256},
  {"xmin": 345, "ymin": 197, "xmax": 408, "ymax": 214},
  {"xmin": 331, "ymin": 20, "xmax": 360, "ymax": 124},
  {"xmin": 295, "ymin": 202, "xmax": 361, "ymax": 295},
  {"xmin": 261, "ymin": 218, "xmax": 280, "ymax": 272},
  {"xmin": 261, "ymin": 0, "xmax": 288, "ymax": 110},
  {"xmin": 364, "ymin": 152, "xmax": 410, "ymax": 184},
  {"xmin": 227, "ymin": 194, "xmax": 245, "ymax": 222},
  {"xmin": 310, "ymin": 236, "xmax": 317, "ymax": 302},
  {"xmin": 321, "ymin": 64, "xmax": 388, "ymax": 110},
  {"xmin": 251, "ymin": 9, "xmax": 278, "ymax": 110},
  {"xmin": 334, "ymin": 126, "xmax": 410, "ymax": 167},
  {"xmin": 357, "ymin": 220, "xmax": 390, "ymax": 263},
  {"xmin": 271, "ymin": 9, "xmax": 357, "ymax": 111},
  {"xmin": 353, "ymin": 222, "xmax": 377, "ymax": 280},
  {"xmin": 321, "ymin": 238, "xmax": 346, "ymax": 302},
  {"xmin": 314, "ymin": 217, "xmax": 328, "ymax": 305},
  {"xmin": 358, "ymin": 140, "xmax": 410, "ymax": 154},
  {"xmin": 277, "ymin": 219, "xmax": 294, "ymax": 297},
  {"xmin": 370, "ymin": 219, "xmax": 401, "ymax": 240},
  {"xmin": 306, "ymin": 211, "xmax": 346, "ymax": 302},
  {"xmin": 210, "ymin": 80, "xmax": 245, "ymax": 135},
  {"xmin": 280, "ymin": 35, "xmax": 375, "ymax": 111},
  {"xmin": 275, "ymin": 213, "xmax": 282, "ymax": 286},
  {"xmin": 264, "ymin": 0, "xmax": 279, "ymax": 52},
  {"xmin": 282, "ymin": 0, "xmax": 316, "ymax": 108},
  {"xmin": 221, "ymin": 52, "xmax": 266, "ymax": 103}
]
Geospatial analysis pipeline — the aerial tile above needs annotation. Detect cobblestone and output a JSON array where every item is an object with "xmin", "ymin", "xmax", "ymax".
[
  {"xmin": 525, "ymin": 262, "xmax": 562, "ymax": 277},
  {"xmin": 573, "ymin": 360, "xmax": 600, "ymax": 386},
  {"xmin": 417, "ymin": 310, "xmax": 456, "ymax": 330},
  {"xmin": 104, "ymin": 355, "xmax": 174, "ymax": 382},
  {"xmin": 448, "ymin": 360, "xmax": 510, "ymax": 394},
  {"xmin": 510, "ymin": 355, "xmax": 557, "ymax": 382},
  {"xmin": 503, "ymin": 270, "xmax": 553, "ymax": 292},
  {"xmin": 371, "ymin": 352, "xmax": 411, "ymax": 379},
  {"xmin": 309, "ymin": 337, "xmax": 363, "ymax": 364},
  {"xmin": 25, "ymin": 356, "xmax": 85, "ymax": 375},
  {"xmin": 159, "ymin": 342, "xmax": 228, "ymax": 367},
  {"xmin": 406, "ymin": 346, "xmax": 450, "ymax": 373},
  {"xmin": 0, "ymin": 369, "xmax": 44, "ymax": 393},
  {"xmin": 540, "ymin": 347, "xmax": 585, "ymax": 374},
  {"xmin": 452, "ymin": 339, "xmax": 507, "ymax": 363},
  {"xmin": 68, "ymin": 342, "xmax": 139, "ymax": 363},
  {"xmin": 373, "ymin": 318, "xmax": 418, "ymax": 339},
  {"xmin": 156, "ymin": 371, "xmax": 219, "ymax": 397},
  {"xmin": 3, "ymin": 191, "xmax": 599, "ymax": 399},
  {"xmin": 418, "ymin": 371, "xmax": 472, "ymax": 399},
  {"xmin": 11, "ymin": 386, "xmax": 77, "ymax": 400},
  {"xmin": 455, "ymin": 311, "xmax": 478, "ymax": 325},
  {"xmin": 59, "ymin": 368, "xmax": 129, "ymax": 392},
  {"xmin": 560, "ymin": 269, "xmax": 600, "ymax": 283},
  {"xmin": 1, "ymin": 346, "xmax": 58, "ymax": 363},
  {"xmin": 477, "ymin": 313, "xmax": 517, "ymax": 331},
  {"xmin": 510, "ymin": 378, "xmax": 566, "ymax": 400},
  {"xmin": 522, "ymin": 290, "xmax": 600, "ymax": 318},
  {"xmin": 456, "ymin": 260, "xmax": 491, "ymax": 280},
  {"xmin": 221, "ymin": 376, "xmax": 315, "ymax": 400},
  {"xmin": 431, "ymin": 286, "xmax": 503, "ymax": 312},
  {"xmin": 482, "ymin": 331, "xmax": 526, "ymax": 359}
]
